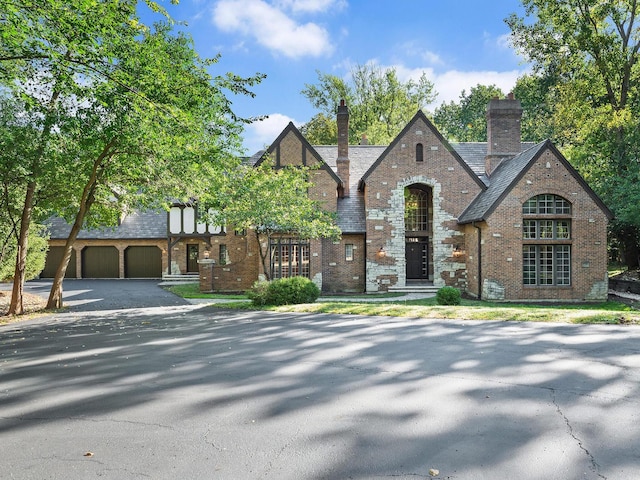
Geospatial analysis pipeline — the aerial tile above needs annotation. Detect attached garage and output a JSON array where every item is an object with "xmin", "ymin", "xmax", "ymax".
[
  {"xmin": 82, "ymin": 246, "xmax": 119, "ymax": 278},
  {"xmin": 125, "ymin": 246, "xmax": 162, "ymax": 278},
  {"xmin": 41, "ymin": 247, "xmax": 77, "ymax": 278}
]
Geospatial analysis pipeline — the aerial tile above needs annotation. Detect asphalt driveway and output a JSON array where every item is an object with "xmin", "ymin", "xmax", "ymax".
[{"xmin": 1, "ymin": 280, "xmax": 640, "ymax": 479}]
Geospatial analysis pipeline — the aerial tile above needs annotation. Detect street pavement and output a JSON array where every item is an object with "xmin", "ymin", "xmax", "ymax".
[{"xmin": 1, "ymin": 280, "xmax": 639, "ymax": 479}]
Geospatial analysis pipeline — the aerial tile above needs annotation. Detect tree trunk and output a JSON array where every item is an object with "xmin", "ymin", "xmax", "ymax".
[
  {"xmin": 8, "ymin": 78, "xmax": 62, "ymax": 314},
  {"xmin": 255, "ymin": 230, "xmax": 271, "ymax": 281},
  {"xmin": 47, "ymin": 140, "xmax": 115, "ymax": 309},
  {"xmin": 46, "ymin": 197, "xmax": 94, "ymax": 309},
  {"xmin": 9, "ymin": 180, "xmax": 36, "ymax": 315}
]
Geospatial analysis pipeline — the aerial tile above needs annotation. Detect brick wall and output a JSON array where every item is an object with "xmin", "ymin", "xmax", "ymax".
[
  {"xmin": 206, "ymin": 231, "xmax": 260, "ymax": 292},
  {"xmin": 479, "ymin": 147, "xmax": 609, "ymax": 301},
  {"xmin": 363, "ymin": 114, "xmax": 482, "ymax": 291},
  {"xmin": 321, "ymin": 235, "xmax": 366, "ymax": 293},
  {"xmin": 48, "ymin": 238, "xmax": 166, "ymax": 278}
]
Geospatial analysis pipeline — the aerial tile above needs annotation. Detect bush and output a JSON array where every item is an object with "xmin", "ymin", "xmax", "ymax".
[
  {"xmin": 436, "ymin": 286, "xmax": 461, "ymax": 305},
  {"xmin": 246, "ymin": 280, "xmax": 271, "ymax": 306},
  {"xmin": 247, "ymin": 277, "xmax": 320, "ymax": 306},
  {"xmin": 0, "ymin": 223, "xmax": 49, "ymax": 282}
]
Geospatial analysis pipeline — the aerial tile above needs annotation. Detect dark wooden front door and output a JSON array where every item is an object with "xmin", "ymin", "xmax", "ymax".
[
  {"xmin": 406, "ymin": 238, "xmax": 429, "ymax": 280},
  {"xmin": 187, "ymin": 244, "xmax": 199, "ymax": 273}
]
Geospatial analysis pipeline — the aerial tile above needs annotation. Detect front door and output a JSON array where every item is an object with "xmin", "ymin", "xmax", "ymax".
[
  {"xmin": 187, "ymin": 244, "xmax": 199, "ymax": 273},
  {"xmin": 406, "ymin": 238, "xmax": 429, "ymax": 280}
]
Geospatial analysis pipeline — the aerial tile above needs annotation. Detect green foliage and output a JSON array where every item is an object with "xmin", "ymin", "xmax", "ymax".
[
  {"xmin": 1, "ymin": 1, "xmax": 265, "ymax": 311},
  {"xmin": 300, "ymin": 113, "xmax": 338, "ymax": 145},
  {"xmin": 0, "ymin": 224, "xmax": 48, "ymax": 282},
  {"xmin": 246, "ymin": 280, "xmax": 271, "ymax": 306},
  {"xmin": 204, "ymin": 158, "xmax": 341, "ymax": 280},
  {"xmin": 436, "ymin": 286, "xmax": 461, "ymax": 306},
  {"xmin": 301, "ymin": 64, "xmax": 436, "ymax": 145},
  {"xmin": 247, "ymin": 277, "xmax": 320, "ymax": 306},
  {"xmin": 433, "ymin": 84, "xmax": 504, "ymax": 142},
  {"xmin": 507, "ymin": 1, "xmax": 640, "ymax": 267}
]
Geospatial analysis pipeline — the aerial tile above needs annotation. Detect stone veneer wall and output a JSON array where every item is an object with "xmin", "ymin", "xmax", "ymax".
[{"xmin": 363, "ymin": 115, "xmax": 482, "ymax": 292}]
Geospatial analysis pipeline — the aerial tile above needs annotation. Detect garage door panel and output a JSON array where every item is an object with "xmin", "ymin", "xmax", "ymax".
[
  {"xmin": 41, "ymin": 247, "xmax": 77, "ymax": 278},
  {"xmin": 125, "ymin": 246, "xmax": 162, "ymax": 278},
  {"xmin": 82, "ymin": 246, "xmax": 119, "ymax": 278}
]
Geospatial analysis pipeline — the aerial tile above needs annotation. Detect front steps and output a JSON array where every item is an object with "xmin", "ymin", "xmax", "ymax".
[
  {"xmin": 388, "ymin": 283, "xmax": 439, "ymax": 294},
  {"xmin": 160, "ymin": 273, "xmax": 199, "ymax": 285}
]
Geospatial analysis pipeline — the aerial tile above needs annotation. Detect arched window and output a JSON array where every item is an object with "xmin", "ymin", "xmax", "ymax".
[
  {"xmin": 522, "ymin": 194, "xmax": 572, "ymax": 286},
  {"xmin": 405, "ymin": 188, "xmax": 430, "ymax": 232},
  {"xmin": 415, "ymin": 143, "xmax": 424, "ymax": 162}
]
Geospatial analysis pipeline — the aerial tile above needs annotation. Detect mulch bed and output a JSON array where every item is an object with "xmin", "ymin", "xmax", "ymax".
[{"xmin": 0, "ymin": 290, "xmax": 47, "ymax": 319}]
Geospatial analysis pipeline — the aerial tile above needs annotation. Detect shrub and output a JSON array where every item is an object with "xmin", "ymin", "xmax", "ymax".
[
  {"xmin": 0, "ymin": 223, "xmax": 49, "ymax": 282},
  {"xmin": 436, "ymin": 286, "xmax": 461, "ymax": 305},
  {"xmin": 247, "ymin": 277, "xmax": 320, "ymax": 306},
  {"xmin": 246, "ymin": 280, "xmax": 270, "ymax": 306}
]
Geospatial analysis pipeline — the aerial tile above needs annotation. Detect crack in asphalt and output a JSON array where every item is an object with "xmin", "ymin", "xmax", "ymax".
[
  {"xmin": 550, "ymin": 389, "xmax": 607, "ymax": 480},
  {"xmin": 259, "ymin": 426, "xmax": 303, "ymax": 479},
  {"xmin": 3, "ymin": 415, "xmax": 174, "ymax": 430}
]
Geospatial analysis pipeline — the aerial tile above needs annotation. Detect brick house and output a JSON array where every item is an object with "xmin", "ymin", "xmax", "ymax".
[{"xmin": 44, "ymin": 95, "xmax": 613, "ymax": 301}]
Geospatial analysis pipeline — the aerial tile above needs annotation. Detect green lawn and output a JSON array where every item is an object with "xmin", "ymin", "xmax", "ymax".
[
  {"xmin": 166, "ymin": 283, "xmax": 640, "ymax": 325},
  {"xmin": 163, "ymin": 283, "xmax": 247, "ymax": 300}
]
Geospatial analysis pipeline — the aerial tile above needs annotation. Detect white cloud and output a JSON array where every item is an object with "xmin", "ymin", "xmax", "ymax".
[
  {"xmin": 243, "ymin": 113, "xmax": 298, "ymax": 153},
  {"xmin": 378, "ymin": 62, "xmax": 526, "ymax": 110},
  {"xmin": 495, "ymin": 32, "xmax": 514, "ymax": 51},
  {"xmin": 212, "ymin": 0, "xmax": 334, "ymax": 58},
  {"xmin": 275, "ymin": 0, "xmax": 346, "ymax": 13},
  {"xmin": 430, "ymin": 69, "xmax": 524, "ymax": 108}
]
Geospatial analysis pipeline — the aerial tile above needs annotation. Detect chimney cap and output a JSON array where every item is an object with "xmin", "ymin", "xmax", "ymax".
[{"xmin": 340, "ymin": 99, "xmax": 345, "ymax": 107}]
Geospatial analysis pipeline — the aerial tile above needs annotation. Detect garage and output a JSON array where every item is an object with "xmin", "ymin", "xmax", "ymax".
[
  {"xmin": 41, "ymin": 247, "xmax": 77, "ymax": 278},
  {"xmin": 125, "ymin": 246, "xmax": 162, "ymax": 278},
  {"xmin": 82, "ymin": 246, "xmax": 119, "ymax": 278}
]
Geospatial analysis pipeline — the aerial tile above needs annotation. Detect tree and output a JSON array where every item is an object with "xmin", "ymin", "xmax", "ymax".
[
  {"xmin": 1, "ymin": 1, "xmax": 265, "ymax": 313},
  {"xmin": 507, "ymin": 0, "xmax": 640, "ymax": 267},
  {"xmin": 512, "ymin": 73, "xmax": 557, "ymax": 143},
  {"xmin": 0, "ymin": 224, "xmax": 48, "ymax": 282},
  {"xmin": 433, "ymin": 84, "xmax": 505, "ymax": 142},
  {"xmin": 205, "ymin": 159, "xmax": 341, "ymax": 280},
  {"xmin": 300, "ymin": 113, "xmax": 337, "ymax": 145},
  {"xmin": 301, "ymin": 64, "xmax": 436, "ymax": 145}
]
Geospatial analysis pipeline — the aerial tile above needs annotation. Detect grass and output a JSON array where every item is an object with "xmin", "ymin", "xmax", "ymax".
[
  {"xmin": 165, "ymin": 283, "xmax": 640, "ymax": 325},
  {"xmin": 163, "ymin": 283, "xmax": 247, "ymax": 300}
]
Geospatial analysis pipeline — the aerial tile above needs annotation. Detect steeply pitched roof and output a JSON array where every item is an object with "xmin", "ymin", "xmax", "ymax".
[
  {"xmin": 458, "ymin": 140, "xmax": 614, "ymax": 223},
  {"xmin": 359, "ymin": 111, "xmax": 487, "ymax": 191},
  {"xmin": 46, "ymin": 210, "xmax": 167, "ymax": 240},
  {"xmin": 255, "ymin": 122, "xmax": 343, "ymax": 187},
  {"xmin": 316, "ymin": 145, "xmax": 385, "ymax": 233}
]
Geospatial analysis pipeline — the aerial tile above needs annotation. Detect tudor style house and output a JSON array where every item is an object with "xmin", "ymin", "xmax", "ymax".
[{"xmin": 43, "ymin": 95, "xmax": 613, "ymax": 301}]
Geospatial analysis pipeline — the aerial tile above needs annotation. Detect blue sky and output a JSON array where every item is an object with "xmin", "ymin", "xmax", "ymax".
[{"xmin": 147, "ymin": 0, "xmax": 531, "ymax": 153}]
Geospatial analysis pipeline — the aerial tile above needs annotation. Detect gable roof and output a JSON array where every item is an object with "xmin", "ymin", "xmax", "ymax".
[
  {"xmin": 458, "ymin": 140, "xmax": 614, "ymax": 224},
  {"xmin": 316, "ymin": 145, "xmax": 385, "ymax": 233},
  {"xmin": 254, "ymin": 121, "xmax": 343, "ymax": 187},
  {"xmin": 46, "ymin": 210, "xmax": 167, "ymax": 240},
  {"xmin": 358, "ymin": 111, "xmax": 487, "ymax": 191}
]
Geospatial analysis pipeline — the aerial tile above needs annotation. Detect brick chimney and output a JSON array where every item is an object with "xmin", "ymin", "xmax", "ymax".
[
  {"xmin": 485, "ymin": 92, "xmax": 523, "ymax": 176},
  {"xmin": 336, "ymin": 99, "xmax": 350, "ymax": 196}
]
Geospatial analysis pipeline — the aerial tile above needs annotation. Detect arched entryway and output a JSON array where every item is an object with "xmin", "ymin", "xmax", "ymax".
[{"xmin": 405, "ymin": 185, "xmax": 433, "ymax": 282}]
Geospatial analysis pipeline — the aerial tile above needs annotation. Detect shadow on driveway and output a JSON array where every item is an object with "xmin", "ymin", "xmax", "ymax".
[{"xmin": 23, "ymin": 279, "xmax": 189, "ymax": 312}]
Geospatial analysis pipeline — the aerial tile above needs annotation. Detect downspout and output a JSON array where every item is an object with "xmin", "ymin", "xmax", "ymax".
[{"xmin": 473, "ymin": 222, "xmax": 482, "ymax": 300}]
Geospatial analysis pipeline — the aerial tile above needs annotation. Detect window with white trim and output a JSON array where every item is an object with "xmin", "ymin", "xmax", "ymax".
[
  {"xmin": 522, "ymin": 194, "xmax": 572, "ymax": 286},
  {"xmin": 345, "ymin": 244, "xmax": 354, "ymax": 262}
]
